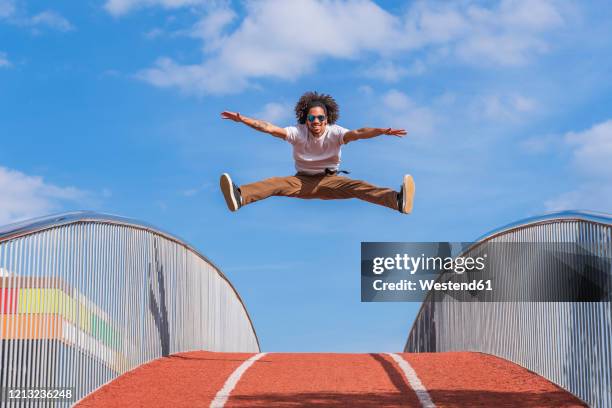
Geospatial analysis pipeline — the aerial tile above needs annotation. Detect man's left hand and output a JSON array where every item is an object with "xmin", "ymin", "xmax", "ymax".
[{"xmin": 383, "ymin": 128, "xmax": 407, "ymax": 137}]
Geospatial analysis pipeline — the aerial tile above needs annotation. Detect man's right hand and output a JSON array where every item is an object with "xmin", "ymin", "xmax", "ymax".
[
  {"xmin": 220, "ymin": 111, "xmax": 287, "ymax": 140},
  {"xmin": 221, "ymin": 111, "xmax": 243, "ymax": 122}
]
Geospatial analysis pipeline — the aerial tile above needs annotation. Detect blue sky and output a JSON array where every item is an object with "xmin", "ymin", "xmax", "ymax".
[{"xmin": 1, "ymin": 0, "xmax": 612, "ymax": 352}]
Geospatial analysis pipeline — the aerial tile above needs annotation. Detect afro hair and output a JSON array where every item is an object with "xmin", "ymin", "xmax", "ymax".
[{"xmin": 294, "ymin": 91, "xmax": 340, "ymax": 124}]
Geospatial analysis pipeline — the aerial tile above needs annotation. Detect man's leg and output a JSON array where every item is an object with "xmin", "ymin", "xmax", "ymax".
[
  {"xmin": 221, "ymin": 174, "xmax": 327, "ymax": 211},
  {"xmin": 239, "ymin": 176, "xmax": 303, "ymax": 205},
  {"xmin": 221, "ymin": 173, "xmax": 413, "ymax": 213},
  {"xmin": 313, "ymin": 175, "xmax": 401, "ymax": 211}
]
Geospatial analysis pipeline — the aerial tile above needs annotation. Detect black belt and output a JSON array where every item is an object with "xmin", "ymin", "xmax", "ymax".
[{"xmin": 296, "ymin": 168, "xmax": 351, "ymax": 177}]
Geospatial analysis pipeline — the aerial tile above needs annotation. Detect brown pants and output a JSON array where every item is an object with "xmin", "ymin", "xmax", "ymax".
[{"xmin": 240, "ymin": 174, "xmax": 399, "ymax": 211}]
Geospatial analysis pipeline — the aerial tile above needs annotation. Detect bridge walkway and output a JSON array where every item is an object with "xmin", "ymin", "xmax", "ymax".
[{"xmin": 77, "ymin": 351, "xmax": 585, "ymax": 407}]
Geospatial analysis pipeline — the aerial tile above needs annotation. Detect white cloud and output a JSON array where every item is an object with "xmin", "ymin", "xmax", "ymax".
[
  {"xmin": 0, "ymin": 166, "xmax": 86, "ymax": 225},
  {"xmin": 380, "ymin": 89, "xmax": 436, "ymax": 137},
  {"xmin": 496, "ymin": 0, "xmax": 564, "ymax": 30},
  {"xmin": 0, "ymin": 2, "xmax": 74, "ymax": 32},
  {"xmin": 137, "ymin": 57, "xmax": 245, "ymax": 95},
  {"xmin": 105, "ymin": 0, "xmax": 207, "ymax": 17},
  {"xmin": 565, "ymin": 119, "xmax": 612, "ymax": 178},
  {"xmin": 139, "ymin": 0, "xmax": 402, "ymax": 94},
  {"xmin": 545, "ymin": 184, "xmax": 612, "ymax": 213},
  {"xmin": 0, "ymin": 51, "xmax": 10, "ymax": 67},
  {"xmin": 189, "ymin": 6, "xmax": 235, "ymax": 51},
  {"xmin": 357, "ymin": 85, "xmax": 374, "ymax": 96},
  {"xmin": 0, "ymin": 0, "xmax": 15, "ymax": 18},
  {"xmin": 136, "ymin": 0, "xmax": 567, "ymax": 96},
  {"xmin": 253, "ymin": 102, "xmax": 292, "ymax": 123},
  {"xmin": 520, "ymin": 134, "xmax": 560, "ymax": 154},
  {"xmin": 434, "ymin": 92, "xmax": 457, "ymax": 106},
  {"xmin": 456, "ymin": 34, "xmax": 547, "ymax": 66},
  {"xmin": 454, "ymin": 0, "xmax": 564, "ymax": 65},
  {"xmin": 144, "ymin": 27, "xmax": 165, "ymax": 39},
  {"xmin": 30, "ymin": 11, "xmax": 73, "ymax": 32},
  {"xmin": 362, "ymin": 61, "xmax": 411, "ymax": 82},
  {"xmin": 405, "ymin": 2, "xmax": 470, "ymax": 45},
  {"xmin": 476, "ymin": 93, "xmax": 538, "ymax": 121},
  {"xmin": 407, "ymin": 60, "xmax": 426, "ymax": 76},
  {"xmin": 382, "ymin": 89, "xmax": 412, "ymax": 111},
  {"xmin": 545, "ymin": 119, "xmax": 612, "ymax": 212}
]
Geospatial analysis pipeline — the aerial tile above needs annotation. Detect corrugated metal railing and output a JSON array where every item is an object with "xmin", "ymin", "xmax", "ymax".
[
  {"xmin": 0, "ymin": 211, "xmax": 259, "ymax": 406},
  {"xmin": 405, "ymin": 210, "xmax": 612, "ymax": 407}
]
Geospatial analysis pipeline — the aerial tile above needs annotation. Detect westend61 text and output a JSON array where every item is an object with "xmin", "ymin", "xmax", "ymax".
[{"xmin": 373, "ymin": 279, "xmax": 493, "ymax": 292}]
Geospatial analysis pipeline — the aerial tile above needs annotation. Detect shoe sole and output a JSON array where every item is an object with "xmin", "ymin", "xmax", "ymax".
[
  {"xmin": 402, "ymin": 175, "xmax": 415, "ymax": 214},
  {"xmin": 220, "ymin": 173, "xmax": 239, "ymax": 212}
]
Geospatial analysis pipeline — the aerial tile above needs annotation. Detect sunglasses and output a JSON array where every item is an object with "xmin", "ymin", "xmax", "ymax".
[{"xmin": 307, "ymin": 114, "xmax": 326, "ymax": 122}]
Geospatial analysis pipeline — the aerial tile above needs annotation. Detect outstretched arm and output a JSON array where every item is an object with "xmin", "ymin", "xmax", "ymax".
[
  {"xmin": 221, "ymin": 111, "xmax": 287, "ymax": 139},
  {"xmin": 343, "ymin": 127, "xmax": 407, "ymax": 144}
]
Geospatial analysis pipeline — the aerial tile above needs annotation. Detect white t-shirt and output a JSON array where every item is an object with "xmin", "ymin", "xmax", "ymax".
[{"xmin": 284, "ymin": 124, "xmax": 349, "ymax": 174}]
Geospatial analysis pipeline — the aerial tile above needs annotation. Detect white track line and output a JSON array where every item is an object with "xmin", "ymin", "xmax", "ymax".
[
  {"xmin": 210, "ymin": 352, "xmax": 267, "ymax": 408},
  {"xmin": 387, "ymin": 353, "xmax": 436, "ymax": 408}
]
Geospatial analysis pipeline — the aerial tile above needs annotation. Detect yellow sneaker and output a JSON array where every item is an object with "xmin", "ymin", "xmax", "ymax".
[{"xmin": 399, "ymin": 174, "xmax": 415, "ymax": 214}]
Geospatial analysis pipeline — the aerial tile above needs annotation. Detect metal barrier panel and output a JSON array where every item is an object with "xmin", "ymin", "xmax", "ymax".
[
  {"xmin": 0, "ymin": 213, "xmax": 259, "ymax": 406},
  {"xmin": 405, "ymin": 212, "xmax": 612, "ymax": 407}
]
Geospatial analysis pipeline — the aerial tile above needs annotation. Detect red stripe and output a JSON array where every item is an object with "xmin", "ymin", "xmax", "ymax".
[{"xmin": 1, "ymin": 288, "xmax": 17, "ymax": 314}]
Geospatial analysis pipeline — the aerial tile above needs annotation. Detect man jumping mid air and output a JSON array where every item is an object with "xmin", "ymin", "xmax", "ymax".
[{"xmin": 219, "ymin": 91, "xmax": 415, "ymax": 214}]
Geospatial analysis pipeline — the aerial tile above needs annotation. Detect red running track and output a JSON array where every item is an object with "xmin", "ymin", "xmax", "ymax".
[{"xmin": 77, "ymin": 351, "xmax": 586, "ymax": 407}]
